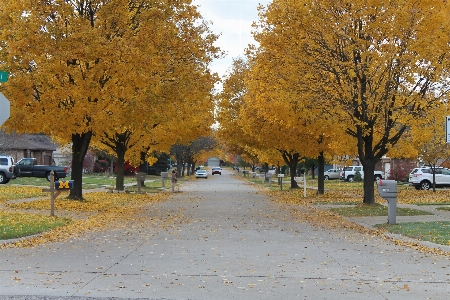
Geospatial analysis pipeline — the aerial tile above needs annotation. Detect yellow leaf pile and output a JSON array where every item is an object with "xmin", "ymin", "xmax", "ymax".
[
  {"xmin": 1, "ymin": 190, "xmax": 171, "ymax": 249},
  {"xmin": 0, "ymin": 186, "xmax": 47, "ymax": 203}
]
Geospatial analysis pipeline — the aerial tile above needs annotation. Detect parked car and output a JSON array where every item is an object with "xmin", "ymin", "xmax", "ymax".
[
  {"xmin": 195, "ymin": 169, "xmax": 208, "ymax": 179},
  {"xmin": 341, "ymin": 166, "xmax": 383, "ymax": 182},
  {"xmin": 14, "ymin": 158, "xmax": 68, "ymax": 181},
  {"xmin": 0, "ymin": 155, "xmax": 15, "ymax": 184},
  {"xmin": 212, "ymin": 167, "xmax": 222, "ymax": 175},
  {"xmin": 409, "ymin": 166, "xmax": 450, "ymax": 190},
  {"xmin": 324, "ymin": 168, "xmax": 341, "ymax": 180}
]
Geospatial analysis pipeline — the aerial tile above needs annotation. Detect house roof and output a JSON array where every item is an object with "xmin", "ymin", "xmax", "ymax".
[{"xmin": 2, "ymin": 132, "xmax": 57, "ymax": 151}]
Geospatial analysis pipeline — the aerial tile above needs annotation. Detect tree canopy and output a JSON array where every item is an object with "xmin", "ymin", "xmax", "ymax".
[
  {"xmin": 0, "ymin": 0, "xmax": 220, "ymax": 197},
  {"xmin": 218, "ymin": 0, "xmax": 450, "ymax": 202}
]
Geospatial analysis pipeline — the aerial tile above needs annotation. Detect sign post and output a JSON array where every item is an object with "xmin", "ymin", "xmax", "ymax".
[{"xmin": 446, "ymin": 116, "xmax": 450, "ymax": 143}]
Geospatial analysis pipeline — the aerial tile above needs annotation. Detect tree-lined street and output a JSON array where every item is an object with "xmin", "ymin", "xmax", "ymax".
[{"xmin": 2, "ymin": 1, "xmax": 450, "ymax": 298}]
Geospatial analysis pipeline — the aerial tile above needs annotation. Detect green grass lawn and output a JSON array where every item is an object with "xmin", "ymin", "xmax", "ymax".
[
  {"xmin": 376, "ymin": 222, "xmax": 450, "ymax": 245},
  {"xmin": 327, "ymin": 203, "xmax": 434, "ymax": 217},
  {"xmin": 0, "ymin": 212, "xmax": 71, "ymax": 240},
  {"xmin": 10, "ymin": 174, "xmax": 150, "ymax": 188}
]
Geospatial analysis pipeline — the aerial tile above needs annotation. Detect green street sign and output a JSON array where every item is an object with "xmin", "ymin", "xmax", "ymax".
[{"xmin": 0, "ymin": 71, "xmax": 9, "ymax": 82}]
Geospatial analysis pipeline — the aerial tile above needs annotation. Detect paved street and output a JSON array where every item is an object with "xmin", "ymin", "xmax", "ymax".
[{"xmin": 1, "ymin": 169, "xmax": 450, "ymax": 299}]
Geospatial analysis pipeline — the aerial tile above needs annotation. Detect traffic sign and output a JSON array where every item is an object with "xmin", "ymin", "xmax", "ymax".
[
  {"xmin": 0, "ymin": 71, "xmax": 8, "ymax": 82},
  {"xmin": 447, "ymin": 116, "xmax": 450, "ymax": 143},
  {"xmin": 0, "ymin": 92, "xmax": 10, "ymax": 126}
]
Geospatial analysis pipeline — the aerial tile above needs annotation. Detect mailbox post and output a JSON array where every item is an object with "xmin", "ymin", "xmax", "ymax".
[
  {"xmin": 41, "ymin": 171, "xmax": 74, "ymax": 216},
  {"xmin": 136, "ymin": 172, "xmax": 146, "ymax": 193},
  {"xmin": 258, "ymin": 173, "xmax": 265, "ymax": 184},
  {"xmin": 267, "ymin": 173, "xmax": 273, "ymax": 186},
  {"xmin": 161, "ymin": 172, "xmax": 168, "ymax": 188},
  {"xmin": 376, "ymin": 179, "xmax": 397, "ymax": 224},
  {"xmin": 278, "ymin": 174, "xmax": 284, "ymax": 190}
]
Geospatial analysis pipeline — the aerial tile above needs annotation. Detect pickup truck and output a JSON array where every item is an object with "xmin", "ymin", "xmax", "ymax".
[
  {"xmin": 341, "ymin": 166, "xmax": 383, "ymax": 182},
  {"xmin": 14, "ymin": 158, "xmax": 68, "ymax": 181}
]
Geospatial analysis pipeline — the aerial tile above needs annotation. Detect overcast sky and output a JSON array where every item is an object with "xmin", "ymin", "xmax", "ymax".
[{"xmin": 192, "ymin": 0, "xmax": 272, "ymax": 79}]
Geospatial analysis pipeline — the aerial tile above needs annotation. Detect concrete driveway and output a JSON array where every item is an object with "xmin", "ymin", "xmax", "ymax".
[{"xmin": 1, "ymin": 168, "xmax": 450, "ymax": 299}]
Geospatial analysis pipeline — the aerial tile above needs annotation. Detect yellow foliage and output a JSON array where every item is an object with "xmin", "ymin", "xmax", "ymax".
[
  {"xmin": 0, "ymin": 0, "xmax": 221, "ymax": 192},
  {"xmin": 218, "ymin": 0, "xmax": 450, "ymax": 203}
]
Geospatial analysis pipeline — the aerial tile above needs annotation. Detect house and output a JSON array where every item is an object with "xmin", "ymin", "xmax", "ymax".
[
  {"xmin": 377, "ymin": 157, "xmax": 417, "ymax": 181},
  {"xmin": 0, "ymin": 132, "xmax": 59, "ymax": 165},
  {"xmin": 207, "ymin": 157, "xmax": 220, "ymax": 167}
]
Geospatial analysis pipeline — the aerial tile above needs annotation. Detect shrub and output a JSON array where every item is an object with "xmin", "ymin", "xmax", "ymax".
[
  {"xmin": 389, "ymin": 166, "xmax": 408, "ymax": 182},
  {"xmin": 93, "ymin": 160, "xmax": 108, "ymax": 173},
  {"xmin": 354, "ymin": 170, "xmax": 363, "ymax": 182}
]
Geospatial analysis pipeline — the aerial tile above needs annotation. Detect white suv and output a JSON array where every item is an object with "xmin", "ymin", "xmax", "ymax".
[
  {"xmin": 0, "ymin": 155, "xmax": 15, "ymax": 184},
  {"xmin": 409, "ymin": 167, "xmax": 450, "ymax": 190}
]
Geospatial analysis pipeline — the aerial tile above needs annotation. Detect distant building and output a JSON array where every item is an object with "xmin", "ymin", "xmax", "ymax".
[
  {"xmin": 0, "ymin": 132, "xmax": 59, "ymax": 165},
  {"xmin": 207, "ymin": 157, "xmax": 220, "ymax": 167}
]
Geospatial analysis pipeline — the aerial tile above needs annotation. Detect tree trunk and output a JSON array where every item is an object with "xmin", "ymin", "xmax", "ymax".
[
  {"xmin": 279, "ymin": 151, "xmax": 300, "ymax": 189},
  {"xmin": 317, "ymin": 152, "xmax": 325, "ymax": 194},
  {"xmin": 115, "ymin": 145, "xmax": 126, "ymax": 191},
  {"xmin": 139, "ymin": 151, "xmax": 147, "ymax": 187},
  {"xmin": 310, "ymin": 165, "xmax": 316, "ymax": 179},
  {"xmin": 139, "ymin": 151, "xmax": 147, "ymax": 173},
  {"xmin": 362, "ymin": 162, "xmax": 376, "ymax": 204},
  {"xmin": 190, "ymin": 161, "xmax": 196, "ymax": 175},
  {"xmin": 289, "ymin": 160, "xmax": 299, "ymax": 188},
  {"xmin": 69, "ymin": 131, "xmax": 92, "ymax": 200}
]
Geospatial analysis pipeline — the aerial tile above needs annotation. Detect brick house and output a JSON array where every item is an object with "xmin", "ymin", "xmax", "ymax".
[
  {"xmin": 0, "ymin": 132, "xmax": 58, "ymax": 165},
  {"xmin": 377, "ymin": 157, "xmax": 417, "ymax": 181}
]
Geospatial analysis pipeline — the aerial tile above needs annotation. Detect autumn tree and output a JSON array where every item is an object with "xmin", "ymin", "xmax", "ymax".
[
  {"xmin": 218, "ymin": 58, "xmax": 320, "ymax": 189},
  {"xmin": 409, "ymin": 109, "xmax": 450, "ymax": 192},
  {"xmin": 252, "ymin": 0, "xmax": 450, "ymax": 203},
  {"xmin": 0, "ymin": 0, "xmax": 220, "ymax": 196}
]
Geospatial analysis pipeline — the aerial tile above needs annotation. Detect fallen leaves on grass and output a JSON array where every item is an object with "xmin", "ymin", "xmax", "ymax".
[
  {"xmin": 397, "ymin": 189, "xmax": 450, "ymax": 205},
  {"xmin": 1, "ymin": 191, "xmax": 171, "ymax": 249},
  {"xmin": 0, "ymin": 186, "xmax": 47, "ymax": 202},
  {"xmin": 6, "ymin": 191, "xmax": 164, "ymax": 212}
]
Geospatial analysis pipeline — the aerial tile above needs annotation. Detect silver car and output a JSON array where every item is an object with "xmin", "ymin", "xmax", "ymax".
[
  {"xmin": 0, "ymin": 155, "xmax": 15, "ymax": 184},
  {"xmin": 324, "ymin": 168, "xmax": 341, "ymax": 180},
  {"xmin": 195, "ymin": 169, "xmax": 208, "ymax": 179}
]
